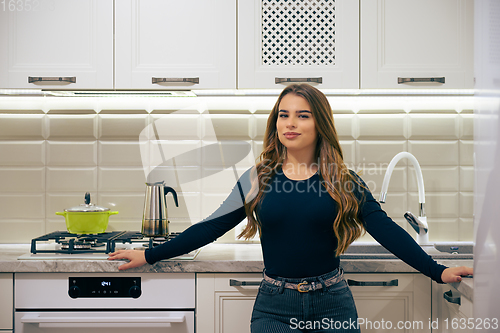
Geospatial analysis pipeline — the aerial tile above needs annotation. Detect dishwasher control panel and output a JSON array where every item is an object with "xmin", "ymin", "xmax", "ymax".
[{"xmin": 68, "ymin": 276, "xmax": 141, "ymax": 298}]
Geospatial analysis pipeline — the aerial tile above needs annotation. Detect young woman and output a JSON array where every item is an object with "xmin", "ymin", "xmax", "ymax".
[{"xmin": 109, "ymin": 84, "xmax": 473, "ymax": 332}]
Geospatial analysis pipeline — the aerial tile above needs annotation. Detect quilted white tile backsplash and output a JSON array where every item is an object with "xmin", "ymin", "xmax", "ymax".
[
  {"xmin": 409, "ymin": 114, "xmax": 459, "ymax": 140},
  {"xmin": 46, "ymin": 167, "xmax": 97, "ymax": 192},
  {"xmin": 0, "ymin": 95, "xmax": 475, "ymax": 243},
  {"xmin": 356, "ymin": 140, "xmax": 408, "ymax": 164},
  {"xmin": 409, "ymin": 141, "xmax": 460, "ymax": 166},
  {"xmin": 0, "ymin": 168, "xmax": 45, "ymax": 192},
  {"xmin": 98, "ymin": 141, "xmax": 146, "ymax": 166},
  {"xmin": 357, "ymin": 114, "xmax": 408, "ymax": 140},
  {"xmin": 0, "ymin": 114, "xmax": 45, "ymax": 140},
  {"xmin": 0, "ymin": 141, "xmax": 45, "ymax": 166},
  {"xmin": 47, "ymin": 115, "xmax": 97, "ymax": 140},
  {"xmin": 47, "ymin": 141, "xmax": 97, "ymax": 166},
  {"xmin": 202, "ymin": 114, "xmax": 253, "ymax": 140},
  {"xmin": 151, "ymin": 114, "xmax": 201, "ymax": 140},
  {"xmin": 98, "ymin": 114, "xmax": 149, "ymax": 140}
]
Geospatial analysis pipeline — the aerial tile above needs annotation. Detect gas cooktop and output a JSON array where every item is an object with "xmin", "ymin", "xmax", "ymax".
[{"xmin": 17, "ymin": 230, "xmax": 200, "ymax": 260}]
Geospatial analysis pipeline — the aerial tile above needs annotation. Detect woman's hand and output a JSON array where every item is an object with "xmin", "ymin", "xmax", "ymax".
[
  {"xmin": 108, "ymin": 250, "xmax": 147, "ymax": 270},
  {"xmin": 441, "ymin": 266, "xmax": 473, "ymax": 283}
]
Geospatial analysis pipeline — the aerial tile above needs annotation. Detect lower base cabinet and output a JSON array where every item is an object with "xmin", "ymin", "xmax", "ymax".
[
  {"xmin": 346, "ymin": 273, "xmax": 432, "ymax": 333},
  {"xmin": 431, "ymin": 282, "xmax": 474, "ymax": 333},
  {"xmin": 196, "ymin": 272, "xmax": 431, "ymax": 333},
  {"xmin": 197, "ymin": 273, "xmax": 262, "ymax": 333},
  {"xmin": 0, "ymin": 273, "xmax": 13, "ymax": 331}
]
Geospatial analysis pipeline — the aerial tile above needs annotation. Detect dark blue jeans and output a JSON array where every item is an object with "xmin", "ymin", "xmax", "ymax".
[{"xmin": 251, "ymin": 269, "xmax": 360, "ymax": 333}]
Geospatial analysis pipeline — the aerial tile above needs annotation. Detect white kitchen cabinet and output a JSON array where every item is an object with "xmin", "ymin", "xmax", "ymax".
[
  {"xmin": 197, "ymin": 273, "xmax": 262, "ymax": 333},
  {"xmin": 0, "ymin": 0, "xmax": 113, "ymax": 89},
  {"xmin": 115, "ymin": 0, "xmax": 236, "ymax": 90},
  {"xmin": 238, "ymin": 0, "xmax": 359, "ymax": 89},
  {"xmin": 197, "ymin": 272, "xmax": 431, "ymax": 333},
  {"xmin": 360, "ymin": 0, "xmax": 474, "ymax": 89},
  {"xmin": 0, "ymin": 273, "xmax": 13, "ymax": 330},
  {"xmin": 346, "ymin": 273, "xmax": 431, "ymax": 333},
  {"xmin": 0, "ymin": 0, "xmax": 474, "ymax": 91},
  {"xmin": 431, "ymin": 281, "xmax": 474, "ymax": 333}
]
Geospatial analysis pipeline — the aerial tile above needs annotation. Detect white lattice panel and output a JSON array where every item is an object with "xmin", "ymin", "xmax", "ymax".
[
  {"xmin": 238, "ymin": 0, "xmax": 358, "ymax": 88},
  {"xmin": 261, "ymin": 0, "xmax": 335, "ymax": 66}
]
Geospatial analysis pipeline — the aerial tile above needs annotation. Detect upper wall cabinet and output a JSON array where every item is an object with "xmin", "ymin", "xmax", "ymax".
[
  {"xmin": 115, "ymin": 0, "xmax": 236, "ymax": 89},
  {"xmin": 238, "ymin": 0, "xmax": 359, "ymax": 89},
  {"xmin": 0, "ymin": 0, "xmax": 474, "ymax": 91},
  {"xmin": 361, "ymin": 0, "xmax": 474, "ymax": 89},
  {"xmin": 0, "ymin": 0, "xmax": 113, "ymax": 89}
]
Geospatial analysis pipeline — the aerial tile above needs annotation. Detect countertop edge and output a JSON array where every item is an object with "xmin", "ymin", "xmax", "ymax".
[{"xmin": 449, "ymin": 278, "xmax": 474, "ymax": 302}]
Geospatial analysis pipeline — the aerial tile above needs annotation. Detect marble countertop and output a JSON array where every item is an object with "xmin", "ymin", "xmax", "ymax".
[
  {"xmin": 449, "ymin": 276, "xmax": 474, "ymax": 302},
  {"xmin": 0, "ymin": 243, "xmax": 473, "ymax": 299}
]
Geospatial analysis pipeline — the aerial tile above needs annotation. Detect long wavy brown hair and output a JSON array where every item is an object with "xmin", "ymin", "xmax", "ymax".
[{"xmin": 238, "ymin": 84, "xmax": 365, "ymax": 256}]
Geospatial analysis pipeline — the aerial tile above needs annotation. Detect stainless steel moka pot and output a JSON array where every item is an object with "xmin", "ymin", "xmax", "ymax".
[{"xmin": 142, "ymin": 181, "xmax": 179, "ymax": 237}]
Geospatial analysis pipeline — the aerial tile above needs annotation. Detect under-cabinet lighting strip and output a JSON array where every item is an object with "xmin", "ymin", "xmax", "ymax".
[{"xmin": 0, "ymin": 89, "xmax": 476, "ymax": 97}]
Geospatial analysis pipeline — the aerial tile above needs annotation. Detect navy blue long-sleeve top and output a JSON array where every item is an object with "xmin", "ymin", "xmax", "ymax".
[{"xmin": 145, "ymin": 168, "xmax": 447, "ymax": 283}]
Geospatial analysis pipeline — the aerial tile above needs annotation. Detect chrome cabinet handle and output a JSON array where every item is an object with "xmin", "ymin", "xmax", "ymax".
[
  {"xmin": 347, "ymin": 279, "xmax": 398, "ymax": 287},
  {"xmin": 397, "ymin": 77, "xmax": 445, "ymax": 84},
  {"xmin": 28, "ymin": 76, "xmax": 76, "ymax": 83},
  {"xmin": 21, "ymin": 313, "xmax": 185, "ymax": 328},
  {"xmin": 229, "ymin": 279, "xmax": 261, "ymax": 286},
  {"xmin": 443, "ymin": 290, "xmax": 461, "ymax": 305},
  {"xmin": 275, "ymin": 77, "xmax": 323, "ymax": 84},
  {"xmin": 152, "ymin": 77, "xmax": 199, "ymax": 84}
]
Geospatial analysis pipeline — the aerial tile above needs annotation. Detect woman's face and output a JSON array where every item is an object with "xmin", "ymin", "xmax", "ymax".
[{"xmin": 276, "ymin": 93, "xmax": 318, "ymax": 155}]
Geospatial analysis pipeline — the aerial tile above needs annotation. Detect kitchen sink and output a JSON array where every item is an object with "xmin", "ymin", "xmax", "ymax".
[
  {"xmin": 340, "ymin": 242, "xmax": 473, "ymax": 260},
  {"xmin": 433, "ymin": 242, "xmax": 473, "ymax": 254},
  {"xmin": 425, "ymin": 242, "xmax": 474, "ymax": 259}
]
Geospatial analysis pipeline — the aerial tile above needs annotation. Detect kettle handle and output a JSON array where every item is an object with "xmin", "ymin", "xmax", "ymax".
[{"xmin": 164, "ymin": 186, "xmax": 179, "ymax": 207}]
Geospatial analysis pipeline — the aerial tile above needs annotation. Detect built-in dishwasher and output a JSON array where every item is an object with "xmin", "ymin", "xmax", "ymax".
[{"xmin": 14, "ymin": 272, "xmax": 195, "ymax": 333}]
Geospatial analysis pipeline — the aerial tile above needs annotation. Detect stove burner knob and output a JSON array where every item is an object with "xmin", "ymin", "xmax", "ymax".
[
  {"xmin": 129, "ymin": 285, "xmax": 141, "ymax": 298},
  {"xmin": 69, "ymin": 285, "xmax": 80, "ymax": 298}
]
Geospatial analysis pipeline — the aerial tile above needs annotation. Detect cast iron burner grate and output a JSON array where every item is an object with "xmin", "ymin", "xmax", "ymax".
[{"xmin": 30, "ymin": 231, "xmax": 178, "ymax": 254}]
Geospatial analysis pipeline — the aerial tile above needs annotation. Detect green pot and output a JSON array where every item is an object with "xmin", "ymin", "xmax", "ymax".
[
  {"xmin": 56, "ymin": 192, "xmax": 119, "ymax": 234},
  {"xmin": 56, "ymin": 211, "xmax": 119, "ymax": 234}
]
